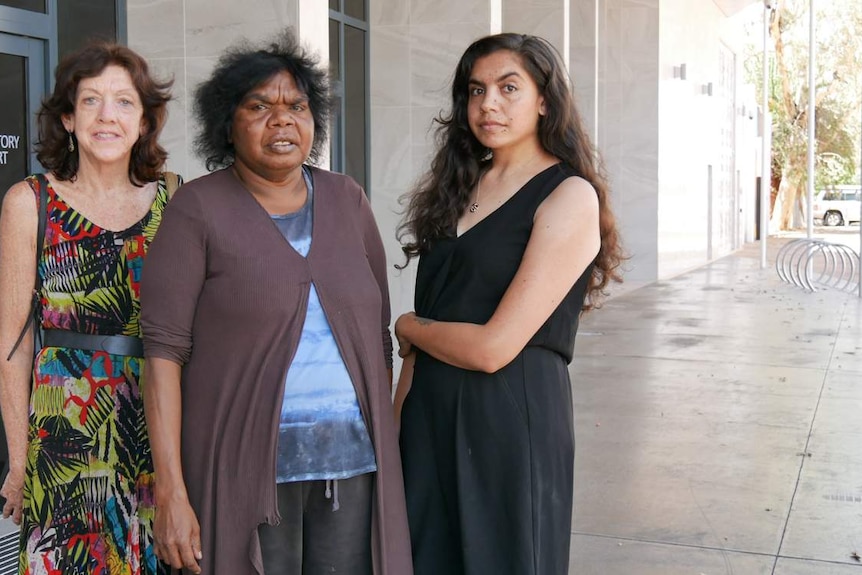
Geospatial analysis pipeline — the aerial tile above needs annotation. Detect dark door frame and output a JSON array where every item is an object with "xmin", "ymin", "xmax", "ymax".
[
  {"xmin": 0, "ymin": 0, "xmax": 127, "ymax": 177},
  {"xmin": 0, "ymin": 31, "xmax": 46, "ymax": 176}
]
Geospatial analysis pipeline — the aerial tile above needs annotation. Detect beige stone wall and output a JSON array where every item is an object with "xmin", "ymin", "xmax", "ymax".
[
  {"xmin": 127, "ymin": 0, "xmax": 315, "ymax": 179},
  {"xmin": 570, "ymin": 0, "xmax": 599, "ymax": 143},
  {"xmin": 503, "ymin": 0, "xmax": 567, "ymax": 52},
  {"xmin": 126, "ymin": 0, "xmax": 748, "ymax": 312},
  {"xmin": 598, "ymin": 0, "xmax": 661, "ymax": 284},
  {"xmin": 369, "ymin": 0, "xmax": 494, "ymax": 326}
]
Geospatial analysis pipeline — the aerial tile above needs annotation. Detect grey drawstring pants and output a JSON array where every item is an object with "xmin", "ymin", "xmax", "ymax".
[{"xmin": 258, "ymin": 473, "xmax": 374, "ymax": 575}]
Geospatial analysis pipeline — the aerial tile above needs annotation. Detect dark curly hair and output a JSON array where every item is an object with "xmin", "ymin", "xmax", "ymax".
[
  {"xmin": 193, "ymin": 30, "xmax": 330, "ymax": 171},
  {"xmin": 36, "ymin": 41, "xmax": 172, "ymax": 185},
  {"xmin": 398, "ymin": 33, "xmax": 624, "ymax": 310}
]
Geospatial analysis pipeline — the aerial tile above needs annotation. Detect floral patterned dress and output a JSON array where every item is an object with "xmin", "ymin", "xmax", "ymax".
[{"xmin": 19, "ymin": 174, "xmax": 173, "ymax": 575}]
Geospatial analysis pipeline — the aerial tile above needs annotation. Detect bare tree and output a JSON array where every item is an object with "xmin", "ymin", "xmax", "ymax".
[{"xmin": 746, "ymin": 0, "xmax": 862, "ymax": 229}]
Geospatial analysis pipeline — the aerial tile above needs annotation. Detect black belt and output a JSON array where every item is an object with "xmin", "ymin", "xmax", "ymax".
[{"xmin": 42, "ymin": 329, "xmax": 144, "ymax": 357}]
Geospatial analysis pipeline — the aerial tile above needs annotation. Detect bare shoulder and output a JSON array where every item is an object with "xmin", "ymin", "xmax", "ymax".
[
  {"xmin": 0, "ymin": 182, "xmax": 38, "ymax": 269},
  {"xmin": 536, "ymin": 175, "xmax": 599, "ymax": 222},
  {"xmin": 0, "ymin": 180, "xmax": 37, "ymax": 228}
]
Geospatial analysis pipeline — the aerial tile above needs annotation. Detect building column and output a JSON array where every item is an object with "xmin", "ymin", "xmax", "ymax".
[{"xmin": 569, "ymin": 0, "xmax": 599, "ymax": 143}]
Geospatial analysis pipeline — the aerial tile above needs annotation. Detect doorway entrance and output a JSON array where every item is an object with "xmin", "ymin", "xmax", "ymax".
[{"xmin": 0, "ymin": 32, "xmax": 45, "ymax": 203}]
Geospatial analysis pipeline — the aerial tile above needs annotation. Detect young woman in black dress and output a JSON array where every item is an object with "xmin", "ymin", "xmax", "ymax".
[{"xmin": 394, "ymin": 33, "xmax": 624, "ymax": 575}]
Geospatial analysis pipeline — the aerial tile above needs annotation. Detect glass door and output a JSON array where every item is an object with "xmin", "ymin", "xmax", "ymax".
[
  {"xmin": 0, "ymin": 32, "xmax": 45, "ymax": 206},
  {"xmin": 0, "ymin": 32, "xmax": 44, "ymax": 485}
]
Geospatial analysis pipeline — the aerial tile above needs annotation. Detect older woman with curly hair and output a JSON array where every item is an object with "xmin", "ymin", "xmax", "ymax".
[
  {"xmin": 139, "ymin": 31, "xmax": 412, "ymax": 575},
  {"xmin": 0, "ymin": 42, "xmax": 174, "ymax": 574}
]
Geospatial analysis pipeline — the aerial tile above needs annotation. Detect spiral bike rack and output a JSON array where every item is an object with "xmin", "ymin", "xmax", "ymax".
[{"xmin": 775, "ymin": 238, "xmax": 860, "ymax": 293}]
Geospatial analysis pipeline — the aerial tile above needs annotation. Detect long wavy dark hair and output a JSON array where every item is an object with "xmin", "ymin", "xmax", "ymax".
[
  {"xmin": 193, "ymin": 30, "xmax": 331, "ymax": 171},
  {"xmin": 397, "ymin": 33, "xmax": 623, "ymax": 310},
  {"xmin": 36, "ymin": 41, "xmax": 172, "ymax": 185}
]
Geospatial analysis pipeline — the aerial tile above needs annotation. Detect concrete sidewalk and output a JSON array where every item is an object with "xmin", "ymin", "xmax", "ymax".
[{"xmin": 569, "ymin": 240, "xmax": 862, "ymax": 574}]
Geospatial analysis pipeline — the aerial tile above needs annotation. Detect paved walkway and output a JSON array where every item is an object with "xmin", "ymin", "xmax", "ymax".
[{"xmin": 569, "ymin": 240, "xmax": 862, "ymax": 574}]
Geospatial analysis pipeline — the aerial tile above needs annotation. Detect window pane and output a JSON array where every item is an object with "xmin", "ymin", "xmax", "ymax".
[
  {"xmin": 0, "ymin": 0, "xmax": 46, "ymax": 13},
  {"xmin": 344, "ymin": 0, "xmax": 365, "ymax": 21},
  {"xmin": 0, "ymin": 53, "xmax": 28, "ymax": 206},
  {"xmin": 344, "ymin": 25, "xmax": 365, "ymax": 189},
  {"xmin": 58, "ymin": 0, "xmax": 117, "ymax": 60},
  {"xmin": 329, "ymin": 0, "xmax": 339, "ymax": 10},
  {"xmin": 329, "ymin": 19, "xmax": 340, "ymax": 80}
]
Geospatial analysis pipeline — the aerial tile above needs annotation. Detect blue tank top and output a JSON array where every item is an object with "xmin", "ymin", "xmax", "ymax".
[{"xmin": 271, "ymin": 167, "xmax": 377, "ymax": 482}]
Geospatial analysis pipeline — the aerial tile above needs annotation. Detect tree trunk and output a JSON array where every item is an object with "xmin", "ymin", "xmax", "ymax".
[
  {"xmin": 769, "ymin": 4, "xmax": 807, "ymax": 230},
  {"xmin": 771, "ymin": 172, "xmax": 802, "ymax": 230}
]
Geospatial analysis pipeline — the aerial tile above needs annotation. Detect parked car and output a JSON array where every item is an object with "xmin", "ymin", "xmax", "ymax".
[{"xmin": 813, "ymin": 186, "xmax": 861, "ymax": 226}]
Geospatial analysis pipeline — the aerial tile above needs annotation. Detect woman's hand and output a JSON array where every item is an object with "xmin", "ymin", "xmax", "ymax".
[
  {"xmin": 393, "ymin": 352, "xmax": 415, "ymax": 434},
  {"xmin": 144, "ymin": 357, "xmax": 199, "ymax": 571},
  {"xmin": 1, "ymin": 468, "xmax": 25, "ymax": 524},
  {"xmin": 154, "ymin": 495, "xmax": 202, "ymax": 574},
  {"xmin": 0, "ymin": 181, "xmax": 38, "ymax": 528},
  {"xmin": 394, "ymin": 312, "xmax": 416, "ymax": 358}
]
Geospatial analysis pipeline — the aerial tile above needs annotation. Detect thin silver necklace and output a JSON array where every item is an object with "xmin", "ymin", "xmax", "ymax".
[
  {"xmin": 470, "ymin": 154, "xmax": 548, "ymax": 214},
  {"xmin": 469, "ymin": 175, "xmax": 482, "ymax": 213}
]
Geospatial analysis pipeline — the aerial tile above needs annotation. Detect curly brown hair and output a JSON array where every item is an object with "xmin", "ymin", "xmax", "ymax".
[
  {"xmin": 36, "ymin": 41, "xmax": 172, "ymax": 185},
  {"xmin": 398, "ymin": 33, "xmax": 624, "ymax": 311}
]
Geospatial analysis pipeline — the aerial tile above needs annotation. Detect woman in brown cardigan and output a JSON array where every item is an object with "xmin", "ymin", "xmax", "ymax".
[{"xmin": 139, "ymin": 32, "xmax": 412, "ymax": 575}]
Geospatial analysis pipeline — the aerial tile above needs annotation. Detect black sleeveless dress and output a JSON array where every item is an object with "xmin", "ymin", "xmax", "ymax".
[{"xmin": 400, "ymin": 163, "xmax": 594, "ymax": 575}]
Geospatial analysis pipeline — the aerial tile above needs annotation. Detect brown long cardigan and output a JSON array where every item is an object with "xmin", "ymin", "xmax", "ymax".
[{"xmin": 140, "ymin": 167, "xmax": 413, "ymax": 575}]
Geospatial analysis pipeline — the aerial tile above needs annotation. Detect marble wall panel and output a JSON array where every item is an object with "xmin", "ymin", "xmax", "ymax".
[
  {"xmin": 297, "ymin": 1, "xmax": 329, "ymax": 60},
  {"xmin": 570, "ymin": 57, "xmax": 597, "ymax": 142},
  {"xmin": 181, "ymin": 56, "xmax": 219, "ymax": 179},
  {"xmin": 146, "ymin": 58, "xmax": 187, "ymax": 176},
  {"xmin": 409, "ymin": 0, "xmax": 489, "ymax": 26},
  {"xmin": 370, "ymin": 106, "xmax": 413, "ymax": 191},
  {"xmin": 183, "ymin": 0, "xmax": 298, "ymax": 59},
  {"xmin": 598, "ymin": 0, "xmax": 661, "ymax": 282},
  {"xmin": 569, "ymin": 0, "xmax": 599, "ymax": 143},
  {"xmin": 502, "ymin": 0, "xmax": 565, "ymax": 50},
  {"xmin": 370, "ymin": 187, "xmax": 410, "ymax": 263},
  {"xmin": 361, "ymin": 181, "xmax": 417, "ymax": 352},
  {"xmin": 617, "ymin": 186, "xmax": 660, "ymax": 279},
  {"xmin": 367, "ymin": 0, "xmax": 494, "ymax": 338},
  {"xmin": 410, "ymin": 106, "xmax": 441, "ymax": 148},
  {"xmin": 127, "ymin": 0, "xmax": 186, "ymax": 176},
  {"xmin": 370, "ymin": 25, "xmax": 411, "ymax": 107},
  {"xmin": 623, "ymin": 0, "xmax": 658, "ymax": 8},
  {"xmin": 127, "ymin": 0, "xmax": 184, "ymax": 59},
  {"xmin": 370, "ymin": 0, "xmax": 410, "ymax": 26},
  {"xmin": 410, "ymin": 143, "xmax": 435, "ymax": 182},
  {"xmin": 409, "ymin": 22, "xmax": 487, "ymax": 109}
]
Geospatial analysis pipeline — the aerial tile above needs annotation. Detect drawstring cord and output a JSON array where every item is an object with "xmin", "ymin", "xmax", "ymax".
[{"xmin": 324, "ymin": 479, "xmax": 340, "ymax": 511}]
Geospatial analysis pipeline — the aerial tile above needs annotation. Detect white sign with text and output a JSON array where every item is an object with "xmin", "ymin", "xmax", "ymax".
[{"xmin": 0, "ymin": 134, "xmax": 21, "ymax": 165}]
